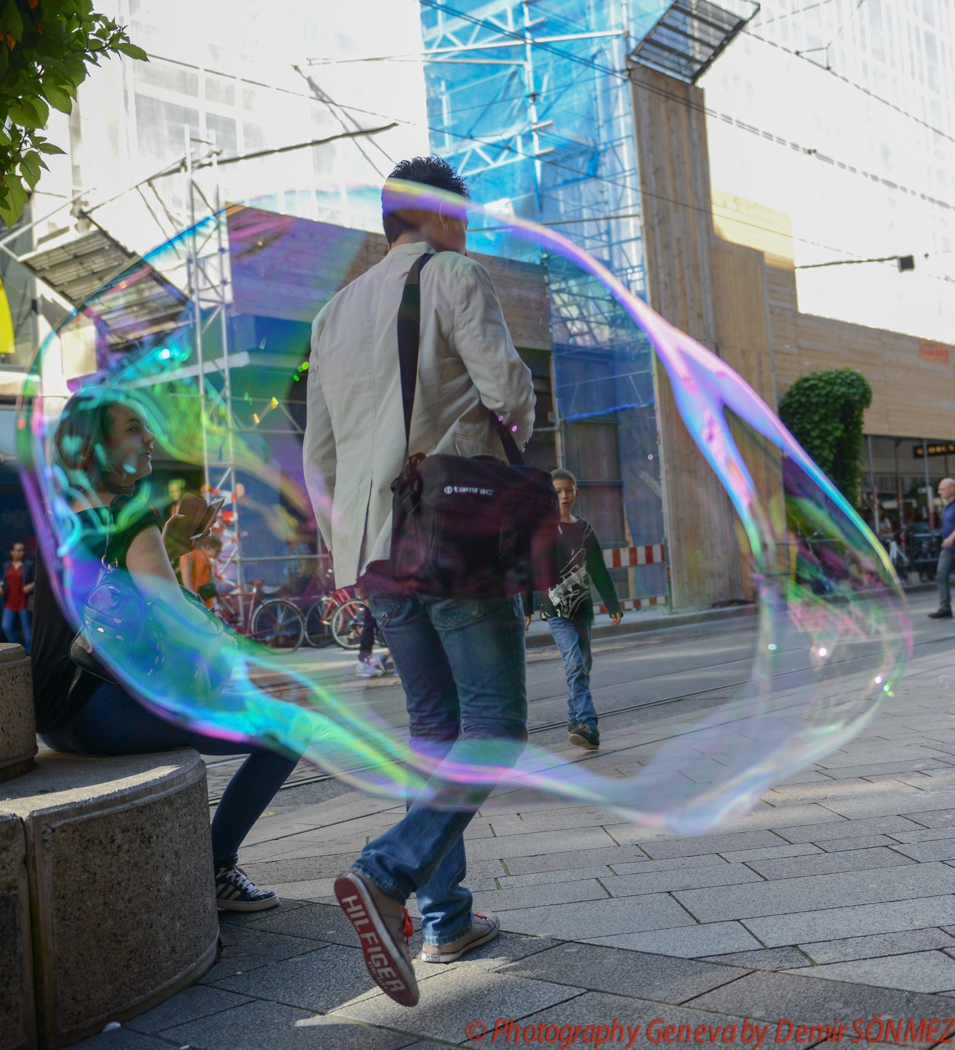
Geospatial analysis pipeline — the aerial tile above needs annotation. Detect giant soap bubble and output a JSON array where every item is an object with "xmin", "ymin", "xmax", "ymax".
[{"xmin": 17, "ymin": 180, "xmax": 910, "ymax": 834}]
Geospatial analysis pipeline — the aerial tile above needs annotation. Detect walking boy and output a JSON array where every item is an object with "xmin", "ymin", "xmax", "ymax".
[{"xmin": 536, "ymin": 469, "xmax": 622, "ymax": 750}]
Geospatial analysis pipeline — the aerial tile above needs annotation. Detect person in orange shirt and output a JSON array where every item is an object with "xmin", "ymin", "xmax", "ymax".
[{"xmin": 180, "ymin": 533, "xmax": 222, "ymax": 607}]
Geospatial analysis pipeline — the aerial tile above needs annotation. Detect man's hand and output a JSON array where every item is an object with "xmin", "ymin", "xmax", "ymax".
[
  {"xmin": 944, "ymin": 531, "xmax": 955, "ymax": 550},
  {"xmin": 609, "ymin": 611, "xmax": 623, "ymax": 626},
  {"xmin": 525, "ymin": 615, "xmax": 532, "ymax": 631},
  {"xmin": 162, "ymin": 513, "xmax": 198, "ymax": 562}
]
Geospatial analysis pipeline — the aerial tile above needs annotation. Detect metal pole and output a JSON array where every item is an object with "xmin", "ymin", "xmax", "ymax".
[
  {"xmin": 924, "ymin": 438, "xmax": 934, "ymax": 528},
  {"xmin": 185, "ymin": 123, "xmax": 211, "ymax": 497},
  {"xmin": 867, "ymin": 434, "xmax": 880, "ymax": 536},
  {"xmin": 209, "ymin": 131, "xmax": 242, "ymax": 589}
]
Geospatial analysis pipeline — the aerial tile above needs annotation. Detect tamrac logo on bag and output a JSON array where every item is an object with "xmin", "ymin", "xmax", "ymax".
[{"xmin": 444, "ymin": 485, "xmax": 495, "ymax": 496}]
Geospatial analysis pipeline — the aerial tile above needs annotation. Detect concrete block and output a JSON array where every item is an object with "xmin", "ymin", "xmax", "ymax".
[
  {"xmin": 500, "ymin": 941, "xmax": 748, "ymax": 1003},
  {"xmin": 700, "ymin": 946, "xmax": 810, "ymax": 970},
  {"xmin": 687, "ymin": 968, "xmax": 955, "ymax": 1034},
  {"xmin": 674, "ymin": 861, "xmax": 955, "ymax": 923},
  {"xmin": 163, "ymin": 999, "xmax": 418, "ymax": 1050},
  {"xmin": 0, "ymin": 644, "xmax": 36, "ymax": 783},
  {"xmin": 771, "ymin": 815, "xmax": 923, "ymax": 844},
  {"xmin": 788, "ymin": 950, "xmax": 955, "ymax": 993},
  {"xmin": 632, "ymin": 830, "xmax": 785, "ymax": 859},
  {"xmin": 798, "ymin": 926, "xmax": 955, "ymax": 965},
  {"xmin": 583, "ymin": 921, "xmax": 762, "ymax": 958},
  {"xmin": 336, "ymin": 966, "xmax": 581, "ymax": 1045},
  {"xmin": 604, "ymin": 864, "xmax": 762, "ymax": 898},
  {"xmin": 499, "ymin": 892, "xmax": 695, "ymax": 939},
  {"xmin": 745, "ymin": 846, "xmax": 915, "ymax": 880},
  {"xmin": 0, "ymin": 812, "xmax": 34, "ymax": 1050},
  {"xmin": 1, "ymin": 750, "xmax": 218, "ymax": 1047},
  {"xmin": 743, "ymin": 895, "xmax": 955, "ymax": 947},
  {"xmin": 471, "ymin": 878, "xmax": 609, "ymax": 912}
]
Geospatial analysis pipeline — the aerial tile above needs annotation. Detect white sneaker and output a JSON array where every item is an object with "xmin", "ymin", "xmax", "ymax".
[{"xmin": 357, "ymin": 655, "xmax": 387, "ymax": 678}]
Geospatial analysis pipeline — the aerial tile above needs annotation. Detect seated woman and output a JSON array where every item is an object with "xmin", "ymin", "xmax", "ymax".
[{"xmin": 31, "ymin": 388, "xmax": 299, "ymax": 912}]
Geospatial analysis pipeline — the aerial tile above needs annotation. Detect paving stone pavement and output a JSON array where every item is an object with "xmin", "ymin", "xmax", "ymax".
[{"xmin": 74, "ymin": 594, "xmax": 955, "ymax": 1048}]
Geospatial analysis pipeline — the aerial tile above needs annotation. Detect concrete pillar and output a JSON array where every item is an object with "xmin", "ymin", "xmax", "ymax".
[{"xmin": 0, "ymin": 644, "xmax": 37, "ymax": 783}]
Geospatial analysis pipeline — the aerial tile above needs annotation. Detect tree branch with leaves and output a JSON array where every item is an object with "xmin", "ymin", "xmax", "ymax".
[{"xmin": 0, "ymin": 0, "xmax": 146, "ymax": 227}]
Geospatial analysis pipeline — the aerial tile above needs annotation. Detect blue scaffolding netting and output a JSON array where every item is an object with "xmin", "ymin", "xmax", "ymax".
[{"xmin": 419, "ymin": 0, "xmax": 669, "ymax": 423}]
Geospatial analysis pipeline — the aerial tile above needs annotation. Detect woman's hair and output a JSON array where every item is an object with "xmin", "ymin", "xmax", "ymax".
[
  {"xmin": 53, "ymin": 387, "xmax": 136, "ymax": 491},
  {"xmin": 7, "ymin": 540, "xmax": 24, "ymax": 553}
]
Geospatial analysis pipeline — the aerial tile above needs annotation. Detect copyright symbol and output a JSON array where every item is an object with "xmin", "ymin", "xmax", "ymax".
[{"xmin": 465, "ymin": 1020, "xmax": 487, "ymax": 1041}]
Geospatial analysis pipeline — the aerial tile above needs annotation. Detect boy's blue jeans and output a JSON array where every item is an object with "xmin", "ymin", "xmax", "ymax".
[
  {"xmin": 548, "ymin": 615, "xmax": 597, "ymax": 730},
  {"xmin": 358, "ymin": 587, "xmax": 527, "ymax": 946}
]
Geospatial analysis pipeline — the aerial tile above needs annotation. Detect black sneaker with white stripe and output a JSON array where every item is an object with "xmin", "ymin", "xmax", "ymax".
[{"xmin": 215, "ymin": 863, "xmax": 279, "ymax": 912}]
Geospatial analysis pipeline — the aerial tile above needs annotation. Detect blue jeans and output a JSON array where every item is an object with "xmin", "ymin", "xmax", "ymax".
[
  {"xmin": 356, "ymin": 588, "xmax": 527, "ymax": 946},
  {"xmin": 40, "ymin": 682, "xmax": 300, "ymax": 865},
  {"xmin": 2, "ymin": 607, "xmax": 31, "ymax": 654},
  {"xmin": 548, "ymin": 615, "xmax": 597, "ymax": 730},
  {"xmin": 939, "ymin": 548, "xmax": 954, "ymax": 612}
]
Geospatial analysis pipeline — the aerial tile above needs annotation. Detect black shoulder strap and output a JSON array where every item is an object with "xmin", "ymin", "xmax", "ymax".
[
  {"xmin": 396, "ymin": 251, "xmax": 525, "ymax": 466},
  {"xmin": 396, "ymin": 252, "xmax": 432, "ymax": 453}
]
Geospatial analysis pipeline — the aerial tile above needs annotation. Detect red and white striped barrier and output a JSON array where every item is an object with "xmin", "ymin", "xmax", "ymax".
[
  {"xmin": 603, "ymin": 544, "xmax": 666, "ymax": 568},
  {"xmin": 597, "ymin": 594, "xmax": 668, "ymax": 614}
]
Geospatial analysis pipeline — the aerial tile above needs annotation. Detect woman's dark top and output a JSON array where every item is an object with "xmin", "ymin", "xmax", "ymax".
[{"xmin": 31, "ymin": 494, "xmax": 163, "ymax": 733}]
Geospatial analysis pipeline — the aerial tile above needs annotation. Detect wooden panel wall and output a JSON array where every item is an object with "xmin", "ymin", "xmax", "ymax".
[
  {"xmin": 229, "ymin": 204, "xmax": 552, "ymax": 354},
  {"xmin": 712, "ymin": 188, "xmax": 955, "ymax": 441},
  {"xmin": 631, "ymin": 65, "xmax": 747, "ymax": 610}
]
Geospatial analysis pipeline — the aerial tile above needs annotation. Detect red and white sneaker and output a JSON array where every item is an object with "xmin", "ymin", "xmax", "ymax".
[{"xmin": 334, "ymin": 870, "xmax": 419, "ymax": 1007}]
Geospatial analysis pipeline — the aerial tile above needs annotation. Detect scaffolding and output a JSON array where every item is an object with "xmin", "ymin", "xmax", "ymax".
[{"xmin": 420, "ymin": 0, "xmax": 663, "ymax": 428}]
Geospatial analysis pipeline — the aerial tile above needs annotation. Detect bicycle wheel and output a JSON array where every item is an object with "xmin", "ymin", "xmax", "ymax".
[
  {"xmin": 331, "ymin": 599, "xmax": 365, "ymax": 650},
  {"xmin": 304, "ymin": 600, "xmax": 334, "ymax": 648},
  {"xmin": 251, "ymin": 599, "xmax": 305, "ymax": 651}
]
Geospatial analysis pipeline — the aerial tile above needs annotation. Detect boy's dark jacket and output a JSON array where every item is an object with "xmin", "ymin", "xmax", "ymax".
[{"xmin": 528, "ymin": 518, "xmax": 621, "ymax": 621}]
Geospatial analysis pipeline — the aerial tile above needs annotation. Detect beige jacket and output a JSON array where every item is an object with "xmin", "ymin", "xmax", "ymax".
[{"xmin": 303, "ymin": 241, "xmax": 536, "ymax": 587}]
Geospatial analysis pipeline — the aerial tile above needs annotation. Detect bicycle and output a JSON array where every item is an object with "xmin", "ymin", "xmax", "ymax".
[
  {"xmin": 213, "ymin": 580, "xmax": 306, "ymax": 651},
  {"xmin": 302, "ymin": 585, "xmax": 357, "ymax": 648}
]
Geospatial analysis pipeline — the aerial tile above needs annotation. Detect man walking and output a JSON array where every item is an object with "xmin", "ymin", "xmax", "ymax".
[
  {"xmin": 303, "ymin": 156, "xmax": 535, "ymax": 1007},
  {"xmin": 929, "ymin": 477, "xmax": 955, "ymax": 619}
]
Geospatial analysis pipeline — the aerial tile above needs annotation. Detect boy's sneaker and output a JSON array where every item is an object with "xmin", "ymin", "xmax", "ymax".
[
  {"xmin": 421, "ymin": 913, "xmax": 501, "ymax": 963},
  {"xmin": 334, "ymin": 870, "xmax": 419, "ymax": 1007},
  {"xmin": 569, "ymin": 724, "xmax": 600, "ymax": 750},
  {"xmin": 215, "ymin": 863, "xmax": 279, "ymax": 912},
  {"xmin": 355, "ymin": 655, "xmax": 388, "ymax": 678}
]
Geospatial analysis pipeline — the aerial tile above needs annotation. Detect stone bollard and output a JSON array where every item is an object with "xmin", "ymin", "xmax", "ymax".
[
  {"xmin": 0, "ymin": 643, "xmax": 219, "ymax": 1049},
  {"xmin": 0, "ymin": 644, "xmax": 37, "ymax": 783}
]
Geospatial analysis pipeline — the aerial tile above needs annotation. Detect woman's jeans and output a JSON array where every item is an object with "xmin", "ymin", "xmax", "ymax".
[
  {"xmin": 548, "ymin": 615, "xmax": 597, "ymax": 730},
  {"xmin": 40, "ymin": 682, "xmax": 299, "ymax": 865},
  {"xmin": 2, "ymin": 607, "xmax": 31, "ymax": 654},
  {"xmin": 357, "ymin": 588, "xmax": 527, "ymax": 946}
]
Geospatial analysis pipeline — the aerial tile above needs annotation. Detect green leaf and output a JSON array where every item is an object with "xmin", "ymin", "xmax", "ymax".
[
  {"xmin": 0, "ymin": 174, "xmax": 29, "ymax": 226},
  {"xmin": 8, "ymin": 98, "xmax": 42, "ymax": 129},
  {"xmin": 0, "ymin": 3, "xmax": 24, "ymax": 42},
  {"xmin": 0, "ymin": 126, "xmax": 10, "ymax": 147},
  {"xmin": 41, "ymin": 76, "xmax": 73, "ymax": 113},
  {"xmin": 36, "ymin": 140, "xmax": 65, "ymax": 155},
  {"xmin": 115, "ymin": 41, "xmax": 147, "ymax": 61},
  {"xmin": 19, "ymin": 151, "xmax": 42, "ymax": 188}
]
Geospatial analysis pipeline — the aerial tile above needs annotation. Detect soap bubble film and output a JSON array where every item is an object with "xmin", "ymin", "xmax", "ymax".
[{"xmin": 17, "ymin": 180, "xmax": 910, "ymax": 834}]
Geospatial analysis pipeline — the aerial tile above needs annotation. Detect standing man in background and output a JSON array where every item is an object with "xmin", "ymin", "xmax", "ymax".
[
  {"xmin": 929, "ymin": 477, "xmax": 955, "ymax": 619},
  {"xmin": 1, "ymin": 540, "xmax": 34, "ymax": 652},
  {"xmin": 303, "ymin": 155, "xmax": 535, "ymax": 1007}
]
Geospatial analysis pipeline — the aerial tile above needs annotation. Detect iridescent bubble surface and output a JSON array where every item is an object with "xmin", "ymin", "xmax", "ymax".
[{"xmin": 18, "ymin": 181, "xmax": 910, "ymax": 834}]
